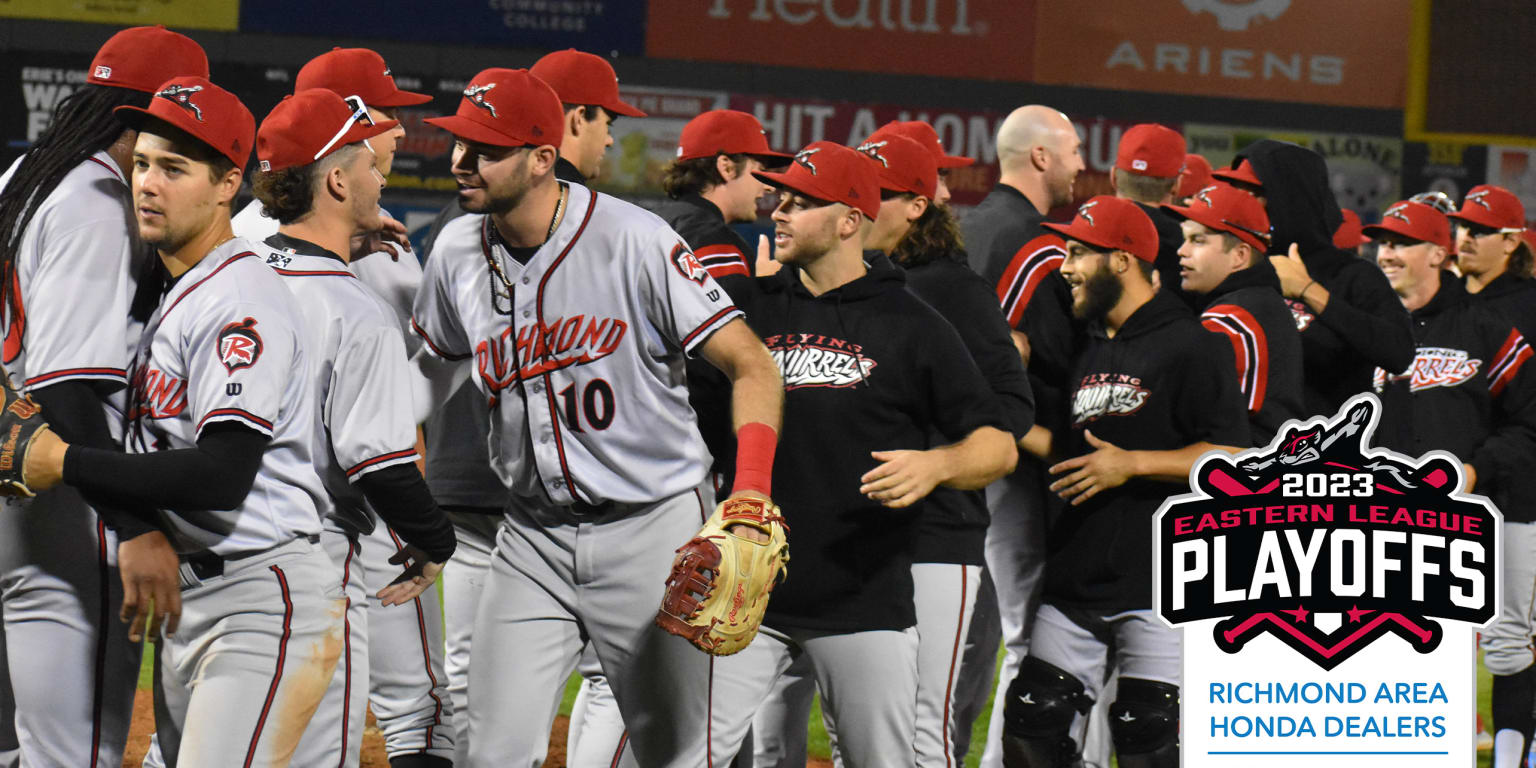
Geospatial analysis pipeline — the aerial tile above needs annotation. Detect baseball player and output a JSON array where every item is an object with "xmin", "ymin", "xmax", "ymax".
[
  {"xmin": 1364, "ymin": 197, "xmax": 1536, "ymax": 768},
  {"xmin": 411, "ymin": 54, "xmax": 646, "ymax": 760},
  {"xmin": 410, "ymin": 67, "xmax": 783, "ymax": 767},
  {"xmin": 242, "ymin": 89, "xmax": 460, "ymax": 768},
  {"xmin": 862, "ymin": 131, "xmax": 1036, "ymax": 767},
  {"xmin": 1163, "ymin": 183, "xmax": 1305, "ymax": 445},
  {"xmin": 708, "ymin": 140, "xmax": 1017, "ymax": 766},
  {"xmin": 19, "ymin": 76, "xmax": 343, "ymax": 767},
  {"xmin": 225, "ymin": 47, "xmax": 457, "ymax": 768},
  {"xmin": 749, "ymin": 128, "xmax": 1006, "ymax": 768},
  {"xmin": 1173, "ymin": 153, "xmax": 1214, "ymax": 206},
  {"xmin": 1000, "ymin": 196, "xmax": 1249, "ymax": 768},
  {"xmin": 0, "ymin": 26, "xmax": 207, "ymax": 767},
  {"xmin": 1218, "ymin": 139, "xmax": 1414, "ymax": 414},
  {"xmin": 1108, "ymin": 124, "xmax": 1188, "ymax": 302},
  {"xmin": 957, "ymin": 104, "xmax": 1082, "ymax": 768},
  {"xmin": 531, "ymin": 48, "xmax": 648, "ymax": 185}
]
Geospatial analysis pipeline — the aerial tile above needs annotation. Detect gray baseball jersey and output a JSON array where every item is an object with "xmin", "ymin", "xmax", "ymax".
[
  {"xmin": 411, "ymin": 181, "xmax": 741, "ymax": 505},
  {"xmin": 0, "ymin": 150, "xmax": 145, "ymax": 767},
  {"xmin": 253, "ymin": 237, "xmax": 419, "ymax": 534},
  {"xmin": 125, "ymin": 238, "xmax": 327, "ymax": 555}
]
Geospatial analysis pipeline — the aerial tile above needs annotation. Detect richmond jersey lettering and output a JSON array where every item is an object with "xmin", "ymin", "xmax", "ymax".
[
  {"xmin": 411, "ymin": 182, "xmax": 742, "ymax": 506},
  {"xmin": 126, "ymin": 239, "xmax": 327, "ymax": 555},
  {"xmin": 257, "ymin": 234, "xmax": 420, "ymax": 535}
]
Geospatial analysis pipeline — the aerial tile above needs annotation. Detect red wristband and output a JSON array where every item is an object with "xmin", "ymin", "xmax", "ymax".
[{"xmin": 731, "ymin": 422, "xmax": 778, "ymax": 497}]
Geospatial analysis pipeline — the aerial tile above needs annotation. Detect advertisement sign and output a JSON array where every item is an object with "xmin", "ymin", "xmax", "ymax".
[
  {"xmin": 1034, "ymin": 0, "xmax": 1410, "ymax": 109},
  {"xmin": 646, "ymin": 0, "xmax": 1035, "ymax": 82},
  {"xmin": 1185, "ymin": 124, "xmax": 1403, "ymax": 219},
  {"xmin": 727, "ymin": 93, "xmax": 1171, "ymax": 209},
  {"xmin": 1159, "ymin": 395, "xmax": 1494, "ymax": 766},
  {"xmin": 1485, "ymin": 146, "xmax": 1536, "ymax": 229},
  {"xmin": 0, "ymin": 0, "xmax": 237, "ymax": 30},
  {"xmin": 1401, "ymin": 142, "xmax": 1488, "ymax": 207},
  {"xmin": 239, "ymin": 0, "xmax": 645, "ymax": 53}
]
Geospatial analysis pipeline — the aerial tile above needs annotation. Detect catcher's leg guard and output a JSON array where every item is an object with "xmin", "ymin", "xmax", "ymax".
[
  {"xmin": 1108, "ymin": 678, "xmax": 1179, "ymax": 768},
  {"xmin": 1001, "ymin": 656, "xmax": 1092, "ymax": 768}
]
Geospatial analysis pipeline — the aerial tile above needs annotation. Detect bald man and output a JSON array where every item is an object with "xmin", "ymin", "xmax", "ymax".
[{"xmin": 956, "ymin": 105, "xmax": 1085, "ymax": 768}]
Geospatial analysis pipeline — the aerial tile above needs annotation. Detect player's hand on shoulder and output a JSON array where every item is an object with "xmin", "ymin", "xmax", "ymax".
[
  {"xmin": 1048, "ymin": 429, "xmax": 1134, "ymax": 506},
  {"xmin": 860, "ymin": 448, "xmax": 947, "ymax": 509},
  {"xmin": 352, "ymin": 214, "xmax": 413, "ymax": 262},
  {"xmin": 376, "ymin": 544, "xmax": 444, "ymax": 606},
  {"xmin": 118, "ymin": 530, "xmax": 182, "ymax": 642}
]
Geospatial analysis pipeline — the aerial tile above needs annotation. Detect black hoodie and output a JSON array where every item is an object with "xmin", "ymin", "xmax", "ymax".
[
  {"xmin": 1374, "ymin": 277, "xmax": 1536, "ymax": 523},
  {"xmin": 720, "ymin": 257, "xmax": 1006, "ymax": 632},
  {"xmin": 903, "ymin": 257, "xmax": 1036, "ymax": 565},
  {"xmin": 1197, "ymin": 260, "xmax": 1306, "ymax": 446},
  {"xmin": 1045, "ymin": 291, "xmax": 1249, "ymax": 612},
  {"xmin": 1233, "ymin": 140, "xmax": 1414, "ymax": 414}
]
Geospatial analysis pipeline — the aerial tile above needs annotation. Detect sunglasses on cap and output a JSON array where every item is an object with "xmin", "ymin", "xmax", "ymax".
[
  {"xmin": 1409, "ymin": 191, "xmax": 1456, "ymax": 215},
  {"xmin": 313, "ymin": 95, "xmax": 376, "ymax": 161}
]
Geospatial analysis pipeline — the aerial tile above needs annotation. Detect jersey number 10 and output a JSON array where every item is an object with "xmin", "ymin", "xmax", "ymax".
[{"xmin": 559, "ymin": 380, "xmax": 615, "ymax": 432}]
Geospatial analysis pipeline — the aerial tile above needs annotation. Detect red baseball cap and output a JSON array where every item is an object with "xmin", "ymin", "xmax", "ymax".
[
  {"xmin": 676, "ymin": 110, "xmax": 790, "ymax": 161},
  {"xmin": 115, "ymin": 77, "xmax": 255, "ymax": 169},
  {"xmin": 256, "ymin": 89, "xmax": 400, "ymax": 173},
  {"xmin": 874, "ymin": 120, "xmax": 973, "ymax": 168},
  {"xmin": 1115, "ymin": 124, "xmax": 1186, "ymax": 179},
  {"xmin": 424, "ymin": 68, "xmax": 563, "ymax": 149},
  {"xmin": 1213, "ymin": 159, "xmax": 1263, "ymax": 189},
  {"xmin": 295, "ymin": 47, "xmax": 432, "ymax": 108},
  {"xmin": 753, "ymin": 141, "xmax": 880, "ymax": 220},
  {"xmin": 530, "ymin": 49, "xmax": 646, "ymax": 118},
  {"xmin": 1451, "ymin": 184, "xmax": 1526, "ymax": 233},
  {"xmin": 1334, "ymin": 209, "xmax": 1370, "ymax": 248},
  {"xmin": 856, "ymin": 133, "xmax": 937, "ymax": 200},
  {"xmin": 1163, "ymin": 183, "xmax": 1271, "ymax": 254},
  {"xmin": 1176, "ymin": 154, "xmax": 1214, "ymax": 199},
  {"xmin": 1043, "ymin": 196, "xmax": 1159, "ymax": 263},
  {"xmin": 87, "ymin": 26, "xmax": 209, "ymax": 94},
  {"xmin": 1363, "ymin": 200, "xmax": 1453, "ymax": 251}
]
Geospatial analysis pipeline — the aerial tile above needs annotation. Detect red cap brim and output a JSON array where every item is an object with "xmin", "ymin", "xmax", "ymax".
[
  {"xmin": 604, "ymin": 98, "xmax": 647, "ymax": 118},
  {"xmin": 370, "ymin": 89, "xmax": 434, "ymax": 108},
  {"xmin": 1448, "ymin": 209, "xmax": 1524, "ymax": 234},
  {"xmin": 1162, "ymin": 203, "xmax": 1267, "ymax": 254},
  {"xmin": 938, "ymin": 154, "xmax": 975, "ymax": 168},
  {"xmin": 115, "ymin": 103, "xmax": 245, "ymax": 169},
  {"xmin": 1041, "ymin": 220, "xmax": 1115, "ymax": 254},
  {"xmin": 424, "ymin": 115, "xmax": 531, "ymax": 148},
  {"xmin": 752, "ymin": 168, "xmax": 877, "ymax": 219}
]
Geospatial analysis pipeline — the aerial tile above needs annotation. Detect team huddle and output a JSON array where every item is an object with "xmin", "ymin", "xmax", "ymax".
[{"xmin": 0, "ymin": 21, "xmax": 1529, "ymax": 768}]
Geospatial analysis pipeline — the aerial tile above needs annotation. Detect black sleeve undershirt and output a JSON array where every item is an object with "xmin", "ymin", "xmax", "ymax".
[
  {"xmin": 63, "ymin": 422, "xmax": 267, "ymax": 513},
  {"xmin": 355, "ymin": 464, "xmax": 457, "ymax": 563},
  {"xmin": 30, "ymin": 380, "xmax": 158, "ymax": 539}
]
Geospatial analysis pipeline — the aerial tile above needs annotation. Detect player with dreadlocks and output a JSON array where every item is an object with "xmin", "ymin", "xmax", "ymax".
[{"xmin": 0, "ymin": 25, "xmax": 208, "ymax": 766}]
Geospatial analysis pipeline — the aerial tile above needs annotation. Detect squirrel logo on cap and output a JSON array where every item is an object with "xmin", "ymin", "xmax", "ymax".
[
  {"xmin": 1194, "ymin": 186, "xmax": 1217, "ymax": 208},
  {"xmin": 156, "ymin": 84, "xmax": 205, "ymax": 122},
  {"xmin": 793, "ymin": 148, "xmax": 820, "ymax": 175},
  {"xmin": 463, "ymin": 83, "xmax": 498, "ymax": 118},
  {"xmin": 1384, "ymin": 203, "xmax": 1412, "ymax": 224},
  {"xmin": 1078, "ymin": 200, "xmax": 1100, "ymax": 227},
  {"xmin": 855, "ymin": 140, "xmax": 890, "ymax": 168},
  {"xmin": 1466, "ymin": 189, "xmax": 1494, "ymax": 211}
]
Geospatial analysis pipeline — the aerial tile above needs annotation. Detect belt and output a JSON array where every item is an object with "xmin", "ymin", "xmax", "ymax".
[{"xmin": 182, "ymin": 534, "xmax": 321, "ymax": 581}]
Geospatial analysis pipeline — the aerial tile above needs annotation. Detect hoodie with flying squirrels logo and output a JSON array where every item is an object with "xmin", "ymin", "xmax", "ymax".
[{"xmin": 719, "ymin": 255, "xmax": 1005, "ymax": 632}]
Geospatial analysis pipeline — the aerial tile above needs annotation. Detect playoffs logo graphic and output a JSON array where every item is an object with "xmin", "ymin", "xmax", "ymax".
[{"xmin": 1156, "ymin": 395, "xmax": 1498, "ymax": 670}]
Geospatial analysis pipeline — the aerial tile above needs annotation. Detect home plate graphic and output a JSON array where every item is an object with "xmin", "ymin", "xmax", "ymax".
[{"xmin": 1155, "ymin": 394, "xmax": 1499, "ymax": 765}]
